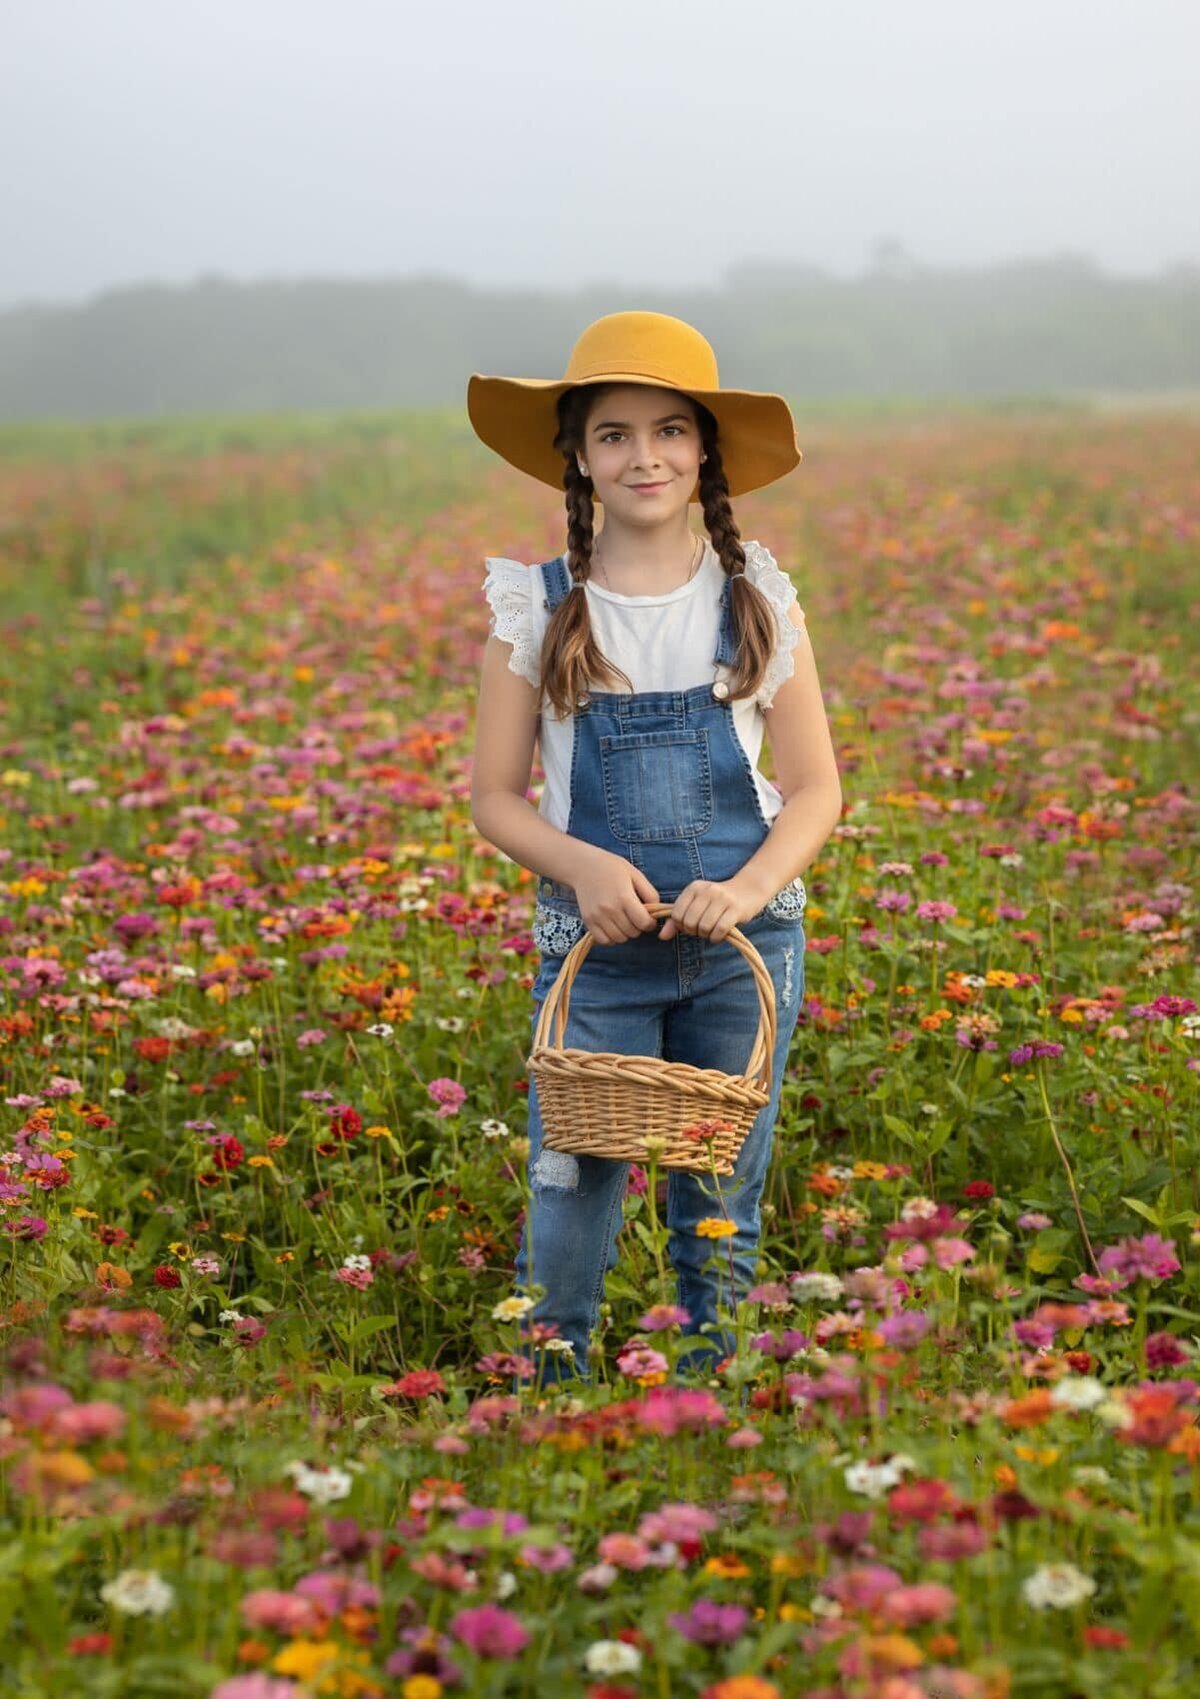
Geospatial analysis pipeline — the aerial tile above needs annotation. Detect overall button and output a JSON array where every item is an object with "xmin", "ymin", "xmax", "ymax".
[
  {"xmin": 576, "ymin": 692, "xmax": 591, "ymax": 709},
  {"xmin": 711, "ymin": 679, "xmax": 730, "ymax": 700},
  {"xmin": 539, "ymin": 879, "xmax": 553, "ymax": 896}
]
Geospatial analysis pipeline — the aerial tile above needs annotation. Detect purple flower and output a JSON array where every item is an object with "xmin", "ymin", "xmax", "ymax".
[
  {"xmin": 668, "ymin": 1597, "xmax": 749, "ymax": 1646},
  {"xmin": 751, "ymin": 1328, "xmax": 809, "ymax": 1362},
  {"xmin": 915, "ymin": 901, "xmax": 957, "ymax": 924}
]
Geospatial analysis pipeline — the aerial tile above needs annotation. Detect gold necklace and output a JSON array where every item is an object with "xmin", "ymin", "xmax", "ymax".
[{"xmin": 592, "ymin": 532, "xmax": 703, "ymax": 595}]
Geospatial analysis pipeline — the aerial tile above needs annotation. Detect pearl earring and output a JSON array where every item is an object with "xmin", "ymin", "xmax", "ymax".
[{"xmin": 579, "ymin": 462, "xmax": 589, "ymax": 476}]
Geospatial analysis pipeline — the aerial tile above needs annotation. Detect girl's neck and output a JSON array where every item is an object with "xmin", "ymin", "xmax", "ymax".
[{"xmin": 591, "ymin": 520, "xmax": 705, "ymax": 596}]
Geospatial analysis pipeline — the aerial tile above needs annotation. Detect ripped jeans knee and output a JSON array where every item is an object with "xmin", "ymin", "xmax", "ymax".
[{"xmin": 530, "ymin": 1146, "xmax": 581, "ymax": 1193}]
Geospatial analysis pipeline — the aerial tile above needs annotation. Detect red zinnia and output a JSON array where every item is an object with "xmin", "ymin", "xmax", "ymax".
[{"xmin": 153, "ymin": 1265, "xmax": 182, "ymax": 1289}]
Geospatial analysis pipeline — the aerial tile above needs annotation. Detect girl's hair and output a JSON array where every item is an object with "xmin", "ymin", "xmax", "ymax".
[{"xmin": 536, "ymin": 383, "xmax": 778, "ymax": 720}]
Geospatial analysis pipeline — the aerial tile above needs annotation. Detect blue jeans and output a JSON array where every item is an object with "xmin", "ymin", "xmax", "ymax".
[{"xmin": 514, "ymin": 907, "xmax": 807, "ymax": 1384}]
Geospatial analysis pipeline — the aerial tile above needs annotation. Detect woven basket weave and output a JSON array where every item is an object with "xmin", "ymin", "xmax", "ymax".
[{"xmin": 527, "ymin": 903, "xmax": 776, "ymax": 1175}]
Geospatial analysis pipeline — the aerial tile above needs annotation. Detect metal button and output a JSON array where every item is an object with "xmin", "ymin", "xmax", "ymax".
[
  {"xmin": 539, "ymin": 879, "xmax": 552, "ymax": 896},
  {"xmin": 576, "ymin": 692, "xmax": 590, "ymax": 709},
  {"xmin": 712, "ymin": 679, "xmax": 730, "ymax": 701}
]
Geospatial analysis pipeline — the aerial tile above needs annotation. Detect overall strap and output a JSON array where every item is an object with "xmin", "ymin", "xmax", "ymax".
[{"xmin": 538, "ymin": 555, "xmax": 572, "ymax": 613}]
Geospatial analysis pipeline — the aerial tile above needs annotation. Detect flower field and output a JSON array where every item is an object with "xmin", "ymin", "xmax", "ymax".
[{"xmin": 1, "ymin": 405, "xmax": 1198, "ymax": 1697}]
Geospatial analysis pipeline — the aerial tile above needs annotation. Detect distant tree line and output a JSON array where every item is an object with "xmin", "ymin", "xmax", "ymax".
[{"xmin": 1, "ymin": 253, "xmax": 1197, "ymax": 421}]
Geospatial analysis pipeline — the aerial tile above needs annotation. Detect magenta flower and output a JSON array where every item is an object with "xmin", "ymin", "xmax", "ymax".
[
  {"xmin": 668, "ymin": 1597, "xmax": 749, "ymax": 1645},
  {"xmin": 449, "ymin": 1602, "xmax": 530, "ymax": 1658},
  {"xmin": 1146, "ymin": 1332, "xmax": 1190, "ymax": 1369},
  {"xmin": 915, "ymin": 901, "xmax": 957, "ymax": 923}
]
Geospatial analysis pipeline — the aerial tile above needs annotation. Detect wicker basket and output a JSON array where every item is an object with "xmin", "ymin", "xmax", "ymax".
[{"xmin": 527, "ymin": 903, "xmax": 776, "ymax": 1175}]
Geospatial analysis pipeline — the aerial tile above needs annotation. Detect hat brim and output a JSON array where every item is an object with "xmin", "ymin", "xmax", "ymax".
[{"xmin": 467, "ymin": 372, "xmax": 802, "ymax": 503}]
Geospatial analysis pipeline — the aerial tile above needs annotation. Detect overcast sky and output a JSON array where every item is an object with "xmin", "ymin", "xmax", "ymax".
[{"xmin": 3, "ymin": 0, "xmax": 1198, "ymax": 310}]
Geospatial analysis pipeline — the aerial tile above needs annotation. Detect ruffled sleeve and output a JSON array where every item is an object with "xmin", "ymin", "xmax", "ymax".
[
  {"xmin": 742, "ymin": 540, "xmax": 805, "ymax": 710},
  {"xmin": 483, "ymin": 558, "xmax": 541, "ymax": 688}
]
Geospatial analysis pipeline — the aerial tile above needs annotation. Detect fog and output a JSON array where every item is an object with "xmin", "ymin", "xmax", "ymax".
[{"xmin": 2, "ymin": 0, "xmax": 1197, "ymax": 312}]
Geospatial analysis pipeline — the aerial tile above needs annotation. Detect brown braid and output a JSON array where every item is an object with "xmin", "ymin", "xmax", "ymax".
[{"xmin": 537, "ymin": 387, "xmax": 775, "ymax": 718}]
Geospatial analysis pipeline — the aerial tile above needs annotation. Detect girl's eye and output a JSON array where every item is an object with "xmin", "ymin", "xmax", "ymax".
[{"xmin": 599, "ymin": 426, "xmax": 685, "ymax": 443}]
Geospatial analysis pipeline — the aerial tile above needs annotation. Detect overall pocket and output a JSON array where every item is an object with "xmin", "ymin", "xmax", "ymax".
[
  {"xmin": 600, "ymin": 729, "xmax": 713, "ymax": 842},
  {"xmin": 531, "ymin": 897, "xmax": 588, "ymax": 959},
  {"xmin": 760, "ymin": 874, "xmax": 808, "ymax": 925}
]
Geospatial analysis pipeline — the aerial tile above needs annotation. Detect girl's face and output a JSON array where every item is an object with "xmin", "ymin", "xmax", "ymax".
[{"xmin": 581, "ymin": 384, "xmax": 702, "ymax": 524}]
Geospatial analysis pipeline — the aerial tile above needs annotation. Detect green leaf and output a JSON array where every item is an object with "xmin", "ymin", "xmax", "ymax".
[
  {"xmin": 1121, "ymin": 1195, "xmax": 1163, "ymax": 1228},
  {"xmin": 883, "ymin": 1113, "xmax": 915, "ymax": 1146},
  {"xmin": 347, "ymin": 1313, "xmax": 399, "ymax": 1344}
]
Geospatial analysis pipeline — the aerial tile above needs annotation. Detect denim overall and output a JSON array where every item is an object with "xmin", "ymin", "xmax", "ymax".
[{"xmin": 515, "ymin": 554, "xmax": 808, "ymax": 1381}]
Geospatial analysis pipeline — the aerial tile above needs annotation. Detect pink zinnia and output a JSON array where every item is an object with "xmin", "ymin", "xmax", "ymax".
[
  {"xmin": 916, "ymin": 901, "xmax": 957, "ymax": 924},
  {"xmin": 597, "ymin": 1532, "xmax": 652, "ymax": 1571},
  {"xmin": 240, "ymin": 1588, "xmax": 318, "ymax": 1634},
  {"xmin": 822, "ymin": 1562, "xmax": 904, "ymax": 1611},
  {"xmin": 210, "ymin": 1677, "xmax": 302, "ymax": 1699},
  {"xmin": 616, "ymin": 1344, "xmax": 669, "ymax": 1379},
  {"xmin": 427, "ymin": 1077, "xmax": 467, "ymax": 1118},
  {"xmin": 633, "ymin": 1387, "xmax": 726, "ymax": 1435},
  {"xmin": 879, "ymin": 1581, "xmax": 958, "ymax": 1627},
  {"xmin": 932, "ymin": 1236, "xmax": 975, "ymax": 1270},
  {"xmin": 1098, "ymin": 1232, "xmax": 1181, "ymax": 1284},
  {"xmin": 449, "ymin": 1602, "xmax": 530, "ymax": 1658},
  {"xmin": 637, "ymin": 1303, "xmax": 691, "ymax": 1332},
  {"xmin": 52, "ymin": 1400, "xmax": 126, "ymax": 1444}
]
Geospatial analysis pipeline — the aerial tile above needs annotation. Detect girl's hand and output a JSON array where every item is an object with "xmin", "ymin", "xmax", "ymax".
[
  {"xmin": 573, "ymin": 851, "xmax": 663, "ymax": 946},
  {"xmin": 658, "ymin": 876, "xmax": 760, "ymax": 943}
]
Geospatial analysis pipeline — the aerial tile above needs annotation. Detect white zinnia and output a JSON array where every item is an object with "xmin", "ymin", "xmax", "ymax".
[
  {"xmin": 844, "ymin": 1458, "xmax": 908, "ymax": 1498},
  {"xmin": 1023, "ymin": 1562, "xmax": 1097, "ymax": 1610},
  {"xmin": 284, "ymin": 1460, "xmax": 353, "ymax": 1503},
  {"xmin": 584, "ymin": 1640, "xmax": 642, "ymax": 1675},
  {"xmin": 790, "ymin": 1271, "xmax": 844, "ymax": 1303},
  {"xmin": 99, "ymin": 1569, "xmax": 175, "ymax": 1616},
  {"xmin": 492, "ymin": 1294, "xmax": 535, "ymax": 1321},
  {"xmin": 1050, "ymin": 1375, "xmax": 1107, "ymax": 1411}
]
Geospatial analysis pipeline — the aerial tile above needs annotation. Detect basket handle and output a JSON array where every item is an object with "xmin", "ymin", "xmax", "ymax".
[{"xmin": 531, "ymin": 901, "xmax": 778, "ymax": 1097}]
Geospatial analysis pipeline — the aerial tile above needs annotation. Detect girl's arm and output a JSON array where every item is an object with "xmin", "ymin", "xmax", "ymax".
[
  {"xmin": 733, "ymin": 604, "xmax": 843, "ymax": 906},
  {"xmin": 470, "ymin": 633, "xmax": 602, "ymax": 889}
]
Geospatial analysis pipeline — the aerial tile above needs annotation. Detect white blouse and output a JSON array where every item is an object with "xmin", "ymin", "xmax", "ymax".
[{"xmin": 483, "ymin": 538, "xmax": 805, "ymax": 834}]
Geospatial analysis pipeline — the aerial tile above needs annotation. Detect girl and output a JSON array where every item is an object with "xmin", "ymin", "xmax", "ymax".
[{"xmin": 468, "ymin": 311, "xmax": 842, "ymax": 1382}]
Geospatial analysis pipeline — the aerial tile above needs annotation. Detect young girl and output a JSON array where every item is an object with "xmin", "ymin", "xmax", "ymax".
[{"xmin": 468, "ymin": 311, "xmax": 842, "ymax": 1382}]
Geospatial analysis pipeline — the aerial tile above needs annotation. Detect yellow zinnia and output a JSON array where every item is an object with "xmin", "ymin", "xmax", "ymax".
[
  {"xmin": 272, "ymin": 1639, "xmax": 342, "ymax": 1681},
  {"xmin": 695, "ymin": 1217, "xmax": 737, "ymax": 1239}
]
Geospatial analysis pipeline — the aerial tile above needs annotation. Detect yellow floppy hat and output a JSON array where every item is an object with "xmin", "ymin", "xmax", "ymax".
[{"xmin": 467, "ymin": 310, "xmax": 802, "ymax": 503}]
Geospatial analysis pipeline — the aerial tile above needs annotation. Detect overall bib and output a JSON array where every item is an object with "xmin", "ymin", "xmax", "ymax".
[{"xmin": 516, "ymin": 554, "xmax": 808, "ymax": 1380}]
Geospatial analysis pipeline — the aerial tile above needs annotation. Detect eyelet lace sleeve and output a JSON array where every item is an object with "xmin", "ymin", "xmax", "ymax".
[
  {"xmin": 483, "ymin": 558, "xmax": 541, "ymax": 688},
  {"xmin": 743, "ymin": 539, "xmax": 806, "ymax": 710}
]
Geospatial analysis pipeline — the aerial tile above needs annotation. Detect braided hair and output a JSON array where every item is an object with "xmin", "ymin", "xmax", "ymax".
[{"xmin": 537, "ymin": 384, "xmax": 777, "ymax": 721}]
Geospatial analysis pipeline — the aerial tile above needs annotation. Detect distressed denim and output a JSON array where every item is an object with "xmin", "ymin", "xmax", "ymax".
[{"xmin": 512, "ymin": 554, "xmax": 808, "ymax": 1384}]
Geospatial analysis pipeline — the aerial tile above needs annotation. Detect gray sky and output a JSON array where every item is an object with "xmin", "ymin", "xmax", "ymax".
[{"xmin": 3, "ymin": 0, "xmax": 1198, "ymax": 309}]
